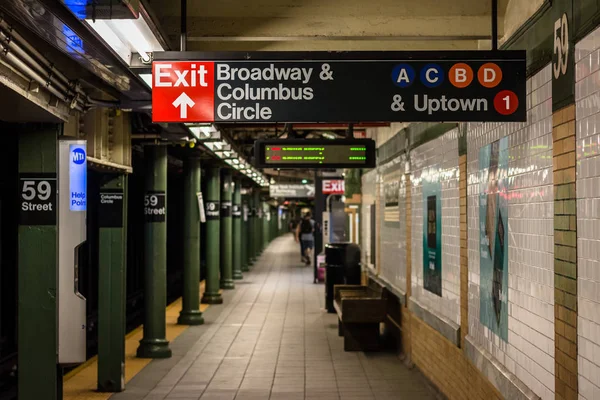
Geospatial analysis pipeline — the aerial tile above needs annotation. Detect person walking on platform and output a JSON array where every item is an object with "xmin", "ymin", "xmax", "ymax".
[
  {"xmin": 295, "ymin": 212, "xmax": 315, "ymax": 265},
  {"xmin": 290, "ymin": 216, "xmax": 304, "ymax": 261}
]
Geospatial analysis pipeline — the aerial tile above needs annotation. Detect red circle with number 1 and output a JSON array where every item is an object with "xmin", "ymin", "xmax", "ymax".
[{"xmin": 493, "ymin": 90, "xmax": 519, "ymax": 115}]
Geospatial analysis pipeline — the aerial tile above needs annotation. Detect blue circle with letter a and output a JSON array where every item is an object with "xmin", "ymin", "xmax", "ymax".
[
  {"xmin": 391, "ymin": 64, "xmax": 415, "ymax": 88},
  {"xmin": 72, "ymin": 148, "xmax": 86, "ymax": 165},
  {"xmin": 420, "ymin": 63, "xmax": 444, "ymax": 88}
]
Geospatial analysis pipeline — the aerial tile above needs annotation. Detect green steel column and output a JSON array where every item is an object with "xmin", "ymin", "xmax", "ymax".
[
  {"xmin": 273, "ymin": 207, "xmax": 277, "ymax": 239},
  {"xmin": 241, "ymin": 194, "xmax": 250, "ymax": 272},
  {"xmin": 98, "ymin": 175, "xmax": 127, "ymax": 391},
  {"xmin": 202, "ymin": 167, "xmax": 223, "ymax": 304},
  {"xmin": 137, "ymin": 145, "xmax": 171, "ymax": 359},
  {"xmin": 18, "ymin": 125, "xmax": 59, "ymax": 400},
  {"xmin": 262, "ymin": 202, "xmax": 269, "ymax": 249},
  {"xmin": 249, "ymin": 190, "xmax": 257, "ymax": 264},
  {"xmin": 232, "ymin": 178, "xmax": 243, "ymax": 280},
  {"xmin": 254, "ymin": 191, "xmax": 262, "ymax": 258},
  {"xmin": 178, "ymin": 157, "xmax": 204, "ymax": 325},
  {"xmin": 220, "ymin": 170, "xmax": 235, "ymax": 290}
]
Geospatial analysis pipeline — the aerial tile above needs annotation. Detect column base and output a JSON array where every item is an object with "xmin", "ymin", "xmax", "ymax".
[
  {"xmin": 202, "ymin": 293, "xmax": 223, "ymax": 304},
  {"xmin": 233, "ymin": 271, "xmax": 243, "ymax": 280},
  {"xmin": 241, "ymin": 265, "xmax": 250, "ymax": 272},
  {"xmin": 136, "ymin": 338, "xmax": 171, "ymax": 359},
  {"xmin": 97, "ymin": 380, "xmax": 124, "ymax": 393},
  {"xmin": 220, "ymin": 279, "xmax": 235, "ymax": 290},
  {"xmin": 177, "ymin": 309, "xmax": 204, "ymax": 325}
]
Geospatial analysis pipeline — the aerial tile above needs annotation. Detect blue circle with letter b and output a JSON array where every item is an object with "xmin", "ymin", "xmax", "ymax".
[
  {"xmin": 420, "ymin": 64, "xmax": 444, "ymax": 88},
  {"xmin": 391, "ymin": 64, "xmax": 415, "ymax": 88}
]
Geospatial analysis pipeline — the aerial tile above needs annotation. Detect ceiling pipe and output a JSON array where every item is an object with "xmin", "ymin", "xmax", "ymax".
[
  {"xmin": 0, "ymin": 19, "xmax": 155, "ymax": 112},
  {"xmin": 0, "ymin": 41, "xmax": 84, "ymax": 111},
  {"xmin": 0, "ymin": 18, "xmax": 85, "ymax": 98}
]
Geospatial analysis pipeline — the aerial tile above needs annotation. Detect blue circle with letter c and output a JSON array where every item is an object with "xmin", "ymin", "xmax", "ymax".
[
  {"xmin": 391, "ymin": 64, "xmax": 415, "ymax": 88},
  {"xmin": 420, "ymin": 64, "xmax": 444, "ymax": 88}
]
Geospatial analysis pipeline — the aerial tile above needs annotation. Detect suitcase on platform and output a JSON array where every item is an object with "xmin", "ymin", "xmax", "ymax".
[{"xmin": 317, "ymin": 266, "xmax": 325, "ymax": 282}]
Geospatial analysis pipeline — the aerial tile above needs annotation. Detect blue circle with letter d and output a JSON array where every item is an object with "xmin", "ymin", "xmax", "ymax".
[
  {"xmin": 391, "ymin": 64, "xmax": 415, "ymax": 88},
  {"xmin": 420, "ymin": 64, "xmax": 444, "ymax": 88},
  {"xmin": 72, "ymin": 148, "xmax": 86, "ymax": 164}
]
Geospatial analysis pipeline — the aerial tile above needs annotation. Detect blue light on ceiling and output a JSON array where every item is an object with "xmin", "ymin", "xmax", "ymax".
[
  {"xmin": 62, "ymin": 24, "xmax": 85, "ymax": 55},
  {"xmin": 62, "ymin": 0, "xmax": 88, "ymax": 19}
]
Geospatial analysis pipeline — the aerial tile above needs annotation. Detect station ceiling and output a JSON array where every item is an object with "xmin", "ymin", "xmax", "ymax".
[{"xmin": 151, "ymin": 0, "xmax": 510, "ymax": 52}]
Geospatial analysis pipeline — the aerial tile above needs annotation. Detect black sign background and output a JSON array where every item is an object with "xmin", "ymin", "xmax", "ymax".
[
  {"xmin": 19, "ymin": 173, "xmax": 57, "ymax": 226},
  {"xmin": 144, "ymin": 191, "xmax": 166, "ymax": 223},
  {"xmin": 155, "ymin": 50, "xmax": 526, "ymax": 122},
  {"xmin": 206, "ymin": 201, "xmax": 220, "ymax": 220},
  {"xmin": 99, "ymin": 189, "xmax": 124, "ymax": 228},
  {"xmin": 233, "ymin": 204, "xmax": 241, "ymax": 218},
  {"xmin": 221, "ymin": 201, "xmax": 232, "ymax": 217}
]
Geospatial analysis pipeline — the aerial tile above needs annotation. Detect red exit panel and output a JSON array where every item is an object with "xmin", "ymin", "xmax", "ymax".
[{"xmin": 152, "ymin": 61, "xmax": 215, "ymax": 122}]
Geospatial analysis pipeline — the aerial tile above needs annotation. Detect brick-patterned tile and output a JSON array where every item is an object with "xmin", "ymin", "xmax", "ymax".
[
  {"xmin": 575, "ymin": 26, "xmax": 600, "ymax": 400},
  {"xmin": 465, "ymin": 65, "xmax": 555, "ymax": 399}
]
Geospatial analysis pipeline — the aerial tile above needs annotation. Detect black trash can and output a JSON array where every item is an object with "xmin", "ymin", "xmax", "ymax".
[
  {"xmin": 325, "ymin": 242, "xmax": 362, "ymax": 313},
  {"xmin": 325, "ymin": 264, "xmax": 344, "ymax": 313}
]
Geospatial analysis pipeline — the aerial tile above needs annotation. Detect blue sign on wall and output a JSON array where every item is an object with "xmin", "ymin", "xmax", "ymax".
[{"xmin": 69, "ymin": 144, "xmax": 87, "ymax": 211}]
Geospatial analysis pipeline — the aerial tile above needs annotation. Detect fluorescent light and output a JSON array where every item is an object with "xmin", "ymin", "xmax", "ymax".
[
  {"xmin": 188, "ymin": 126, "xmax": 201, "ymax": 139},
  {"xmin": 113, "ymin": 19, "xmax": 151, "ymax": 62},
  {"xmin": 232, "ymin": 159, "xmax": 240, "ymax": 165},
  {"xmin": 200, "ymin": 126, "xmax": 213, "ymax": 137},
  {"xmin": 139, "ymin": 73, "xmax": 152, "ymax": 88},
  {"xmin": 86, "ymin": 15, "xmax": 163, "ymax": 66},
  {"xmin": 86, "ymin": 20, "xmax": 130, "ymax": 62}
]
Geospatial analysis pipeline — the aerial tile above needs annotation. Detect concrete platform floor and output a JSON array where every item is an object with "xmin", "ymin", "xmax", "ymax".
[{"xmin": 111, "ymin": 234, "xmax": 435, "ymax": 400}]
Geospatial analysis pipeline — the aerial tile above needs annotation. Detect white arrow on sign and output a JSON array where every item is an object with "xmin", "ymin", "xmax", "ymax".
[
  {"xmin": 306, "ymin": 184, "xmax": 315, "ymax": 197},
  {"xmin": 172, "ymin": 92, "xmax": 195, "ymax": 119}
]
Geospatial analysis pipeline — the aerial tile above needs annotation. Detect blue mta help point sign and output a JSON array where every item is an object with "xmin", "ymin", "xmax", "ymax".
[{"xmin": 69, "ymin": 144, "xmax": 87, "ymax": 211}]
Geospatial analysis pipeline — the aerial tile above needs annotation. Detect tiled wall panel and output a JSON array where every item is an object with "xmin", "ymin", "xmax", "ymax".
[
  {"xmin": 379, "ymin": 155, "xmax": 407, "ymax": 292},
  {"xmin": 466, "ymin": 65, "xmax": 554, "ymax": 399},
  {"xmin": 361, "ymin": 169, "xmax": 377, "ymax": 270},
  {"xmin": 576, "ymin": 27, "xmax": 600, "ymax": 400},
  {"xmin": 410, "ymin": 129, "xmax": 461, "ymax": 325}
]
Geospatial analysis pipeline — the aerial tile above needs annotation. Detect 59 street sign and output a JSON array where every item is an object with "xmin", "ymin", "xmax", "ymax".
[{"xmin": 151, "ymin": 51, "xmax": 526, "ymax": 123}]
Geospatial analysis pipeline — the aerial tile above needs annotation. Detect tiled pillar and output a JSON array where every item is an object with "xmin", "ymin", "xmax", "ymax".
[
  {"xmin": 459, "ymin": 154, "xmax": 468, "ymax": 348},
  {"xmin": 375, "ymin": 180, "xmax": 381, "ymax": 274},
  {"xmin": 406, "ymin": 174, "xmax": 412, "ymax": 298},
  {"xmin": 553, "ymin": 104, "xmax": 578, "ymax": 399},
  {"xmin": 404, "ymin": 173, "xmax": 412, "ymax": 363}
]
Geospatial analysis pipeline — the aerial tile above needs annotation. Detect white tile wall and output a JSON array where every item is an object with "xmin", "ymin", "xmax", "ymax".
[
  {"xmin": 361, "ymin": 169, "xmax": 377, "ymax": 270},
  {"xmin": 410, "ymin": 128, "xmax": 461, "ymax": 325},
  {"xmin": 465, "ymin": 65, "xmax": 554, "ymax": 400},
  {"xmin": 576, "ymin": 26, "xmax": 600, "ymax": 400},
  {"xmin": 379, "ymin": 155, "xmax": 408, "ymax": 292}
]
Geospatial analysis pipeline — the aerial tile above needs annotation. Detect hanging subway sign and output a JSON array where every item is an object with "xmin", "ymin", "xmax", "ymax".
[{"xmin": 151, "ymin": 51, "xmax": 526, "ymax": 123}]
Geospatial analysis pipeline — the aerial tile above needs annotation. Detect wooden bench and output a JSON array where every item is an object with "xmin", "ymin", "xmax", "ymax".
[{"xmin": 333, "ymin": 284, "xmax": 386, "ymax": 351}]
